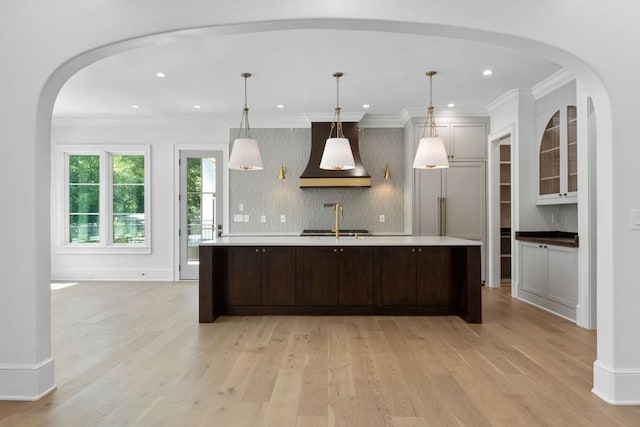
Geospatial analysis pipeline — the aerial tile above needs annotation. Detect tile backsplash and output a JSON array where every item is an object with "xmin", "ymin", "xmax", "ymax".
[{"xmin": 229, "ymin": 127, "xmax": 405, "ymax": 234}]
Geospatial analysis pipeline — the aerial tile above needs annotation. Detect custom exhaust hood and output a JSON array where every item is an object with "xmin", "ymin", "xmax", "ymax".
[{"xmin": 299, "ymin": 122, "xmax": 371, "ymax": 188}]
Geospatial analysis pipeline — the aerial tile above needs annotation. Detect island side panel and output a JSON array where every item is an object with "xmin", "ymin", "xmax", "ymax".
[
  {"xmin": 461, "ymin": 245, "xmax": 482, "ymax": 323},
  {"xmin": 199, "ymin": 245, "xmax": 227, "ymax": 322},
  {"xmin": 199, "ymin": 245, "xmax": 214, "ymax": 322}
]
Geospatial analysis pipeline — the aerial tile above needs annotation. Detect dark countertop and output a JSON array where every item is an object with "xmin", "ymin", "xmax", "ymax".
[{"xmin": 515, "ymin": 231, "xmax": 579, "ymax": 248}]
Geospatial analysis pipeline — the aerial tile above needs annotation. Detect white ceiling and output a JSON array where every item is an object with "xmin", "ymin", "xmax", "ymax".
[{"xmin": 53, "ymin": 29, "xmax": 561, "ymax": 121}]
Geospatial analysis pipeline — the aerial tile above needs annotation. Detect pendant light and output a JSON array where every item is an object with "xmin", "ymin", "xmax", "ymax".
[
  {"xmin": 229, "ymin": 72, "xmax": 263, "ymax": 171},
  {"xmin": 413, "ymin": 71, "xmax": 450, "ymax": 169},
  {"xmin": 320, "ymin": 72, "xmax": 356, "ymax": 171}
]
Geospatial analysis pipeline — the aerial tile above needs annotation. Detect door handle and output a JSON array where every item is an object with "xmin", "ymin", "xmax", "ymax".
[{"xmin": 438, "ymin": 197, "xmax": 447, "ymax": 236}]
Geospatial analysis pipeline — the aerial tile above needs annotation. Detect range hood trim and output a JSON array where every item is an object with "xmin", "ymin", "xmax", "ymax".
[
  {"xmin": 300, "ymin": 122, "xmax": 371, "ymax": 188},
  {"xmin": 300, "ymin": 177, "xmax": 371, "ymax": 188}
]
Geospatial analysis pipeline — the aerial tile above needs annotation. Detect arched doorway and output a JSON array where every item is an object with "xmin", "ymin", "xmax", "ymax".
[{"xmin": 2, "ymin": 10, "xmax": 621, "ymax": 403}]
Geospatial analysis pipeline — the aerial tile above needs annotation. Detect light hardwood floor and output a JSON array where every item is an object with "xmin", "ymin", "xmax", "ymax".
[{"xmin": 1, "ymin": 282, "xmax": 639, "ymax": 426}]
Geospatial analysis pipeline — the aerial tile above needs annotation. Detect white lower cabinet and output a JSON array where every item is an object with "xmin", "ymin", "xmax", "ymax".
[{"xmin": 518, "ymin": 241, "xmax": 577, "ymax": 321}]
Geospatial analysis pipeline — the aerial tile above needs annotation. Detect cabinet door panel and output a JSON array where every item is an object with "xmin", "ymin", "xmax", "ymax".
[
  {"xmin": 443, "ymin": 162, "xmax": 485, "ymax": 241},
  {"xmin": 381, "ymin": 247, "xmax": 417, "ymax": 305},
  {"xmin": 451, "ymin": 124, "xmax": 486, "ymax": 160},
  {"xmin": 416, "ymin": 169, "xmax": 443, "ymax": 236},
  {"xmin": 339, "ymin": 247, "xmax": 374, "ymax": 305},
  {"xmin": 547, "ymin": 246, "xmax": 576, "ymax": 307},
  {"xmin": 519, "ymin": 243, "xmax": 547, "ymax": 297},
  {"xmin": 417, "ymin": 248, "xmax": 452, "ymax": 306},
  {"xmin": 303, "ymin": 247, "xmax": 339, "ymax": 305},
  {"xmin": 262, "ymin": 247, "xmax": 296, "ymax": 306},
  {"xmin": 228, "ymin": 247, "xmax": 261, "ymax": 305}
]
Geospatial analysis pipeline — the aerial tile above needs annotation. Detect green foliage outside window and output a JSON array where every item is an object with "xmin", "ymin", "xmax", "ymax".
[
  {"xmin": 67, "ymin": 153, "xmax": 147, "ymax": 245},
  {"xmin": 69, "ymin": 155, "xmax": 100, "ymax": 243},
  {"xmin": 187, "ymin": 157, "xmax": 202, "ymax": 226},
  {"xmin": 112, "ymin": 155, "xmax": 145, "ymax": 244}
]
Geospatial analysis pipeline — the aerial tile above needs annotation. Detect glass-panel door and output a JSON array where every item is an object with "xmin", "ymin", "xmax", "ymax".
[
  {"xmin": 539, "ymin": 111, "xmax": 561, "ymax": 195},
  {"xmin": 566, "ymin": 105, "xmax": 578, "ymax": 193},
  {"xmin": 179, "ymin": 150, "xmax": 223, "ymax": 280}
]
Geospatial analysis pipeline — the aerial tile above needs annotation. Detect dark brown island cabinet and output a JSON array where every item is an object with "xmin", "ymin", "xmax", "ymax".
[{"xmin": 199, "ymin": 243, "xmax": 481, "ymax": 324}]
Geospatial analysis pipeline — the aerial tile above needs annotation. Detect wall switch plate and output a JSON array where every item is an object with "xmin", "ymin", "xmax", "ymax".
[
  {"xmin": 379, "ymin": 214, "xmax": 385, "ymax": 223},
  {"xmin": 260, "ymin": 215, "xmax": 266, "ymax": 223},
  {"xmin": 233, "ymin": 214, "xmax": 244, "ymax": 222},
  {"xmin": 631, "ymin": 209, "xmax": 640, "ymax": 230},
  {"xmin": 244, "ymin": 215, "xmax": 249, "ymax": 223},
  {"xmin": 280, "ymin": 215, "xmax": 286, "ymax": 223},
  {"xmin": 239, "ymin": 204, "xmax": 244, "ymax": 212}
]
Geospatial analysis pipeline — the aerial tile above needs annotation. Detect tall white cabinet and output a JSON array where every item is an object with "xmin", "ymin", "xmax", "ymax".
[{"xmin": 411, "ymin": 117, "xmax": 488, "ymax": 281}]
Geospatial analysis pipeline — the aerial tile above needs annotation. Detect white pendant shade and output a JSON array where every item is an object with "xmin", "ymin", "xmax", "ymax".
[
  {"xmin": 229, "ymin": 138, "xmax": 264, "ymax": 170},
  {"xmin": 320, "ymin": 137, "xmax": 356, "ymax": 170},
  {"xmin": 412, "ymin": 136, "xmax": 450, "ymax": 169}
]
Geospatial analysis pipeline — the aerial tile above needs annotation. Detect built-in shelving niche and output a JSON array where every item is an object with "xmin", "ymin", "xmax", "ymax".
[{"xmin": 500, "ymin": 143, "xmax": 511, "ymax": 280}]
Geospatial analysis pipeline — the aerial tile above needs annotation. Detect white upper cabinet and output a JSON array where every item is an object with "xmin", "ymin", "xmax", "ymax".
[
  {"xmin": 537, "ymin": 105, "xmax": 577, "ymax": 204},
  {"xmin": 415, "ymin": 121, "xmax": 487, "ymax": 161},
  {"xmin": 450, "ymin": 123, "xmax": 487, "ymax": 160}
]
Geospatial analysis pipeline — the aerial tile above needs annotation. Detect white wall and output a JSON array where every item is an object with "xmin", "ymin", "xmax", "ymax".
[
  {"xmin": 50, "ymin": 117, "xmax": 229, "ymax": 281},
  {"xmin": 2, "ymin": 0, "xmax": 640, "ymax": 404}
]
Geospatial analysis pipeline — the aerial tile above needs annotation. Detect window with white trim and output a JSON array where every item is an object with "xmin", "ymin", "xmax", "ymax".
[{"xmin": 58, "ymin": 145, "xmax": 150, "ymax": 253}]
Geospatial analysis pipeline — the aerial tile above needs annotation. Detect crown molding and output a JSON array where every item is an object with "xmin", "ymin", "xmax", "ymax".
[
  {"xmin": 359, "ymin": 114, "xmax": 407, "ymax": 128},
  {"xmin": 303, "ymin": 112, "xmax": 365, "ymax": 123},
  {"xmin": 531, "ymin": 68, "xmax": 575, "ymax": 100},
  {"xmin": 486, "ymin": 89, "xmax": 520, "ymax": 114},
  {"xmin": 52, "ymin": 109, "xmax": 488, "ymax": 130}
]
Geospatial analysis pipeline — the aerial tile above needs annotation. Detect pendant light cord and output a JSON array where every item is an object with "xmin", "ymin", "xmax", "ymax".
[
  {"xmin": 237, "ymin": 73, "xmax": 252, "ymax": 139},
  {"xmin": 422, "ymin": 71, "xmax": 438, "ymax": 139},
  {"xmin": 329, "ymin": 72, "xmax": 345, "ymax": 139}
]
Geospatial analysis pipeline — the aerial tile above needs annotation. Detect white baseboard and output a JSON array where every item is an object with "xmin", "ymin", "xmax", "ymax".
[
  {"xmin": 593, "ymin": 360, "xmax": 640, "ymax": 405},
  {"xmin": 0, "ymin": 358, "xmax": 56, "ymax": 401},
  {"xmin": 51, "ymin": 267, "xmax": 173, "ymax": 281}
]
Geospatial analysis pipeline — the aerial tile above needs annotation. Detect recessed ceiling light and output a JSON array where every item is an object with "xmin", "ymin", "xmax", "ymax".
[
  {"xmin": 483, "ymin": 69, "xmax": 494, "ymax": 76},
  {"xmin": 447, "ymin": 103, "xmax": 455, "ymax": 108},
  {"xmin": 131, "ymin": 104, "xmax": 140, "ymax": 109},
  {"xmin": 276, "ymin": 104, "xmax": 285, "ymax": 109},
  {"xmin": 193, "ymin": 105, "xmax": 202, "ymax": 109},
  {"xmin": 362, "ymin": 104, "xmax": 370, "ymax": 109},
  {"xmin": 156, "ymin": 72, "xmax": 166, "ymax": 78}
]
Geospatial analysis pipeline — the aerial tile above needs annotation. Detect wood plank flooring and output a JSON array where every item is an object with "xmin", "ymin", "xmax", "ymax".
[{"xmin": 1, "ymin": 282, "xmax": 639, "ymax": 426}]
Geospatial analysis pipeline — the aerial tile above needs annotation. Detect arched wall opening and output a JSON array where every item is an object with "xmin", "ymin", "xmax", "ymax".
[{"xmin": 36, "ymin": 18, "xmax": 610, "ymax": 401}]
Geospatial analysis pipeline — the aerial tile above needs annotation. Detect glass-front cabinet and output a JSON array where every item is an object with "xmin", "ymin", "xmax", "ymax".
[{"xmin": 537, "ymin": 105, "xmax": 577, "ymax": 204}]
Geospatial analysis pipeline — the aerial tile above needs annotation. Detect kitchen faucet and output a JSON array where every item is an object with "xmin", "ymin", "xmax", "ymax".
[{"xmin": 323, "ymin": 202, "xmax": 344, "ymax": 239}]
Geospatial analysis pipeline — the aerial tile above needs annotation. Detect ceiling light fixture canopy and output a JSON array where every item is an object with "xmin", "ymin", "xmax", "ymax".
[
  {"xmin": 320, "ymin": 72, "xmax": 356, "ymax": 171},
  {"xmin": 229, "ymin": 72, "xmax": 264, "ymax": 171},
  {"xmin": 413, "ymin": 71, "xmax": 450, "ymax": 170}
]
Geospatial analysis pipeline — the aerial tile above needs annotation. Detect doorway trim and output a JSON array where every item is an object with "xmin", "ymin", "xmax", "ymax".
[
  {"xmin": 173, "ymin": 143, "xmax": 229, "ymax": 281},
  {"xmin": 487, "ymin": 125, "xmax": 517, "ymax": 293}
]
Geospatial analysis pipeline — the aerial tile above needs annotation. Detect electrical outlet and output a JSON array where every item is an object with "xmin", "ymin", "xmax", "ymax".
[
  {"xmin": 244, "ymin": 215, "xmax": 249, "ymax": 223},
  {"xmin": 379, "ymin": 214, "xmax": 385, "ymax": 223},
  {"xmin": 239, "ymin": 203, "xmax": 244, "ymax": 212},
  {"xmin": 280, "ymin": 215, "xmax": 286, "ymax": 223},
  {"xmin": 261, "ymin": 215, "xmax": 267, "ymax": 223},
  {"xmin": 233, "ymin": 214, "xmax": 244, "ymax": 222}
]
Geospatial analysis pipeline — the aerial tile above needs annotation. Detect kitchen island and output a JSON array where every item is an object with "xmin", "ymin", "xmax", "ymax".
[{"xmin": 199, "ymin": 236, "xmax": 482, "ymax": 323}]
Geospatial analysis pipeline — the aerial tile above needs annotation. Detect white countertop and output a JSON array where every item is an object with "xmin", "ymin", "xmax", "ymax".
[{"xmin": 201, "ymin": 235, "xmax": 481, "ymax": 247}]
